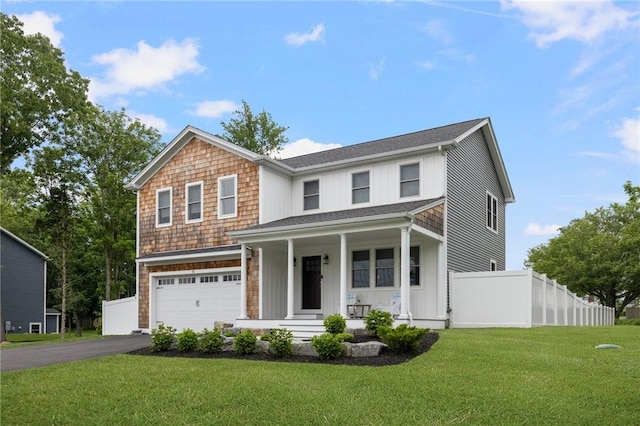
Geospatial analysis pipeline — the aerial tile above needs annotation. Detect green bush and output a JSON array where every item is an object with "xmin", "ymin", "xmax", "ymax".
[
  {"xmin": 268, "ymin": 328, "xmax": 293, "ymax": 357},
  {"xmin": 177, "ymin": 328, "xmax": 199, "ymax": 352},
  {"xmin": 323, "ymin": 314, "xmax": 346, "ymax": 334},
  {"xmin": 616, "ymin": 318, "xmax": 640, "ymax": 326},
  {"xmin": 233, "ymin": 330, "xmax": 257, "ymax": 355},
  {"xmin": 95, "ymin": 325, "xmax": 102, "ymax": 335},
  {"xmin": 260, "ymin": 333, "xmax": 272, "ymax": 342},
  {"xmin": 363, "ymin": 309, "xmax": 394, "ymax": 337},
  {"xmin": 311, "ymin": 333, "xmax": 345, "ymax": 360},
  {"xmin": 199, "ymin": 328, "xmax": 224, "ymax": 353},
  {"xmin": 335, "ymin": 333, "xmax": 354, "ymax": 342},
  {"xmin": 378, "ymin": 324, "xmax": 428, "ymax": 353},
  {"xmin": 150, "ymin": 324, "xmax": 176, "ymax": 352}
]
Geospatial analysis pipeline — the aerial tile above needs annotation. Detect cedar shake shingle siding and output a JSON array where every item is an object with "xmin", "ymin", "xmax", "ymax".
[{"xmin": 446, "ymin": 129, "xmax": 506, "ymax": 272}]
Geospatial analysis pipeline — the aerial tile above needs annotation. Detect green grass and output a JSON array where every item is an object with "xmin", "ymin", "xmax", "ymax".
[
  {"xmin": 2, "ymin": 330, "xmax": 102, "ymax": 348},
  {"xmin": 2, "ymin": 327, "xmax": 639, "ymax": 425}
]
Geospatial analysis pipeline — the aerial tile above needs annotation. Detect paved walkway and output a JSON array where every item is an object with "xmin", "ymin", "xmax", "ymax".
[{"xmin": 0, "ymin": 334, "xmax": 151, "ymax": 372}]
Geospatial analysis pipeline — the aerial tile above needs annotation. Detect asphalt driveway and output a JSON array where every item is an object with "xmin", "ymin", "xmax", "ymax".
[{"xmin": 0, "ymin": 334, "xmax": 151, "ymax": 372}]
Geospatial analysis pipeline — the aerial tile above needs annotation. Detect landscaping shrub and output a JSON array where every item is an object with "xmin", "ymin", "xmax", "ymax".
[
  {"xmin": 150, "ymin": 324, "xmax": 176, "ymax": 352},
  {"xmin": 615, "ymin": 318, "xmax": 640, "ymax": 326},
  {"xmin": 363, "ymin": 309, "xmax": 393, "ymax": 337},
  {"xmin": 177, "ymin": 328, "xmax": 199, "ymax": 352},
  {"xmin": 323, "ymin": 314, "xmax": 346, "ymax": 334},
  {"xmin": 260, "ymin": 333, "xmax": 272, "ymax": 342},
  {"xmin": 199, "ymin": 328, "xmax": 224, "ymax": 353},
  {"xmin": 311, "ymin": 333, "xmax": 345, "ymax": 360},
  {"xmin": 335, "ymin": 332, "xmax": 354, "ymax": 342},
  {"xmin": 268, "ymin": 328, "xmax": 293, "ymax": 357},
  {"xmin": 378, "ymin": 324, "xmax": 428, "ymax": 353},
  {"xmin": 233, "ymin": 330, "xmax": 257, "ymax": 355}
]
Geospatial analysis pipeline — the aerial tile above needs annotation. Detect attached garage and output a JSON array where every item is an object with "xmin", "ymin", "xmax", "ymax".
[{"xmin": 152, "ymin": 271, "xmax": 241, "ymax": 332}]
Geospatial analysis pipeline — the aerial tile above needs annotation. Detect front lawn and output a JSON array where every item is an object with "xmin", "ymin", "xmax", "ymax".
[{"xmin": 1, "ymin": 327, "xmax": 638, "ymax": 425}]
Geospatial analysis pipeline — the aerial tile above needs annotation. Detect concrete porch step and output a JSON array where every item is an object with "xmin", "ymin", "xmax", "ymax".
[{"xmin": 278, "ymin": 323, "xmax": 326, "ymax": 339}]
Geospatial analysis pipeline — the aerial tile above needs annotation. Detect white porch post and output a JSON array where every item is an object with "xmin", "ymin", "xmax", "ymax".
[
  {"xmin": 339, "ymin": 233, "xmax": 348, "ymax": 318},
  {"xmin": 285, "ymin": 239, "xmax": 295, "ymax": 319},
  {"xmin": 238, "ymin": 243, "xmax": 248, "ymax": 319},
  {"xmin": 398, "ymin": 226, "xmax": 410, "ymax": 320}
]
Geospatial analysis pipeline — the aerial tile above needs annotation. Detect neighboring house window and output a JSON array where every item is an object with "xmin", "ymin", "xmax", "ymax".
[
  {"xmin": 376, "ymin": 248, "xmax": 394, "ymax": 287},
  {"xmin": 219, "ymin": 175, "xmax": 237, "ymax": 218},
  {"xmin": 490, "ymin": 259, "xmax": 497, "ymax": 271},
  {"xmin": 410, "ymin": 246, "xmax": 420, "ymax": 286},
  {"xmin": 352, "ymin": 250, "xmax": 370, "ymax": 288},
  {"xmin": 352, "ymin": 171, "xmax": 370, "ymax": 204},
  {"xmin": 400, "ymin": 163, "xmax": 420, "ymax": 197},
  {"xmin": 304, "ymin": 180, "xmax": 319, "ymax": 210},
  {"xmin": 487, "ymin": 192, "xmax": 498, "ymax": 232},
  {"xmin": 156, "ymin": 188, "xmax": 172, "ymax": 227},
  {"xmin": 186, "ymin": 182, "xmax": 203, "ymax": 223}
]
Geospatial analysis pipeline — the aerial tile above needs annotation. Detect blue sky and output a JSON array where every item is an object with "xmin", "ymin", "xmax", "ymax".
[{"xmin": 5, "ymin": 1, "xmax": 639, "ymax": 269}]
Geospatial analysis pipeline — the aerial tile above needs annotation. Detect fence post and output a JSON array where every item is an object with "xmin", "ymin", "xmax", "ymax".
[
  {"xmin": 551, "ymin": 279, "xmax": 558, "ymax": 325},
  {"xmin": 562, "ymin": 285, "xmax": 568, "ymax": 325},
  {"xmin": 541, "ymin": 273, "xmax": 547, "ymax": 325}
]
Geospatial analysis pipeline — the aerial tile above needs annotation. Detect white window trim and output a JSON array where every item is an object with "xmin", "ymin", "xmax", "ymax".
[
  {"xmin": 399, "ymin": 161, "xmax": 421, "ymax": 199},
  {"xmin": 218, "ymin": 175, "xmax": 237, "ymax": 219},
  {"xmin": 29, "ymin": 322, "xmax": 42, "ymax": 334},
  {"xmin": 185, "ymin": 181, "xmax": 204, "ymax": 224},
  {"xmin": 156, "ymin": 187, "xmax": 173, "ymax": 227},
  {"xmin": 486, "ymin": 191, "xmax": 498, "ymax": 234},
  {"xmin": 351, "ymin": 169, "xmax": 371, "ymax": 205},
  {"xmin": 303, "ymin": 179, "xmax": 320, "ymax": 211}
]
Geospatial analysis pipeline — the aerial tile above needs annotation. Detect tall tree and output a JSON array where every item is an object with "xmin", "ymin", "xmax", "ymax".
[
  {"xmin": 219, "ymin": 100, "xmax": 289, "ymax": 156},
  {"xmin": 527, "ymin": 182, "xmax": 640, "ymax": 318},
  {"xmin": 0, "ymin": 13, "xmax": 90, "ymax": 171},
  {"xmin": 71, "ymin": 106, "xmax": 162, "ymax": 301}
]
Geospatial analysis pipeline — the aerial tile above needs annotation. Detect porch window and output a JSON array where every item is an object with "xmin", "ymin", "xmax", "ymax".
[
  {"xmin": 410, "ymin": 246, "xmax": 420, "ymax": 286},
  {"xmin": 219, "ymin": 175, "xmax": 237, "ymax": 218},
  {"xmin": 375, "ymin": 248, "xmax": 394, "ymax": 287},
  {"xmin": 352, "ymin": 171, "xmax": 370, "ymax": 204},
  {"xmin": 304, "ymin": 180, "xmax": 319, "ymax": 210},
  {"xmin": 487, "ymin": 191, "xmax": 498, "ymax": 232},
  {"xmin": 352, "ymin": 250, "xmax": 370, "ymax": 288},
  {"xmin": 156, "ymin": 188, "xmax": 172, "ymax": 227},
  {"xmin": 186, "ymin": 182, "xmax": 203, "ymax": 222},
  {"xmin": 400, "ymin": 163, "xmax": 419, "ymax": 197}
]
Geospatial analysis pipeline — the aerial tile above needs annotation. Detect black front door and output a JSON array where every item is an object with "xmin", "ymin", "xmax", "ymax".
[{"xmin": 302, "ymin": 256, "xmax": 322, "ymax": 310}]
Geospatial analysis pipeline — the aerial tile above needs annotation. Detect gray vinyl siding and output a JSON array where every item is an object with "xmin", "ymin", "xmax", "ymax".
[
  {"xmin": 446, "ymin": 129, "xmax": 506, "ymax": 272},
  {"xmin": 0, "ymin": 231, "xmax": 46, "ymax": 333}
]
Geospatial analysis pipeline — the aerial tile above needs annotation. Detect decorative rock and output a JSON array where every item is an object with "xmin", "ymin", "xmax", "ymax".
[
  {"xmin": 214, "ymin": 321, "xmax": 233, "ymax": 330},
  {"xmin": 349, "ymin": 341, "xmax": 387, "ymax": 357},
  {"xmin": 292, "ymin": 341, "xmax": 318, "ymax": 357}
]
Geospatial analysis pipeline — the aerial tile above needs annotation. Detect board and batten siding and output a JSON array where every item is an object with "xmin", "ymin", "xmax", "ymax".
[
  {"xmin": 259, "ymin": 166, "xmax": 292, "ymax": 224},
  {"xmin": 0, "ymin": 230, "xmax": 46, "ymax": 333},
  {"xmin": 446, "ymin": 129, "xmax": 506, "ymax": 272},
  {"xmin": 289, "ymin": 153, "xmax": 446, "ymax": 216}
]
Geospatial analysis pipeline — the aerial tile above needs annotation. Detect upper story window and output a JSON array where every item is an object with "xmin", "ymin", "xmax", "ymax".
[
  {"xmin": 352, "ymin": 171, "xmax": 370, "ymax": 204},
  {"xmin": 400, "ymin": 163, "xmax": 420, "ymax": 198},
  {"xmin": 156, "ymin": 187, "xmax": 172, "ymax": 227},
  {"xmin": 486, "ymin": 192, "xmax": 498, "ymax": 233},
  {"xmin": 186, "ymin": 182, "xmax": 203, "ymax": 223},
  {"xmin": 304, "ymin": 180, "xmax": 319, "ymax": 210},
  {"xmin": 352, "ymin": 250, "xmax": 370, "ymax": 288},
  {"xmin": 375, "ymin": 248, "xmax": 395, "ymax": 287},
  {"xmin": 218, "ymin": 175, "xmax": 237, "ymax": 218}
]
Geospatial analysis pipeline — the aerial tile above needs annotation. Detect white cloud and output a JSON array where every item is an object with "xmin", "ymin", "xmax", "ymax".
[
  {"xmin": 502, "ymin": 0, "xmax": 639, "ymax": 47},
  {"xmin": 613, "ymin": 113, "xmax": 640, "ymax": 164},
  {"xmin": 369, "ymin": 59, "xmax": 385, "ymax": 81},
  {"xmin": 578, "ymin": 151, "xmax": 617, "ymax": 160},
  {"xmin": 191, "ymin": 100, "xmax": 238, "ymax": 118},
  {"xmin": 15, "ymin": 11, "xmax": 63, "ymax": 47},
  {"xmin": 284, "ymin": 23, "xmax": 325, "ymax": 47},
  {"xmin": 422, "ymin": 19, "xmax": 453, "ymax": 45},
  {"xmin": 88, "ymin": 39, "xmax": 204, "ymax": 101},
  {"xmin": 278, "ymin": 138, "xmax": 342, "ymax": 159},
  {"xmin": 417, "ymin": 60, "xmax": 436, "ymax": 70},
  {"xmin": 128, "ymin": 111, "xmax": 170, "ymax": 134},
  {"xmin": 524, "ymin": 223, "xmax": 561, "ymax": 236}
]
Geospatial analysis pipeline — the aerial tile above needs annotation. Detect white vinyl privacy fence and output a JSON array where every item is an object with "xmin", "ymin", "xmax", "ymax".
[
  {"xmin": 450, "ymin": 269, "xmax": 614, "ymax": 328},
  {"xmin": 102, "ymin": 296, "xmax": 138, "ymax": 335}
]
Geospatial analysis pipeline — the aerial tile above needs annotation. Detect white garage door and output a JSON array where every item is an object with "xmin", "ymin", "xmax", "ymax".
[{"xmin": 155, "ymin": 272, "xmax": 241, "ymax": 332}]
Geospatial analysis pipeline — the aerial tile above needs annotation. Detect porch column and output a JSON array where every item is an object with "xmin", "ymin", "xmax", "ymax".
[
  {"xmin": 339, "ymin": 233, "xmax": 348, "ymax": 318},
  {"xmin": 398, "ymin": 226, "xmax": 410, "ymax": 320},
  {"xmin": 285, "ymin": 239, "xmax": 295, "ymax": 319},
  {"xmin": 238, "ymin": 243, "xmax": 248, "ymax": 319}
]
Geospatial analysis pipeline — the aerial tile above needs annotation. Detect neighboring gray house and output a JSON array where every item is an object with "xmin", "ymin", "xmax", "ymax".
[{"xmin": 0, "ymin": 227, "xmax": 49, "ymax": 334}]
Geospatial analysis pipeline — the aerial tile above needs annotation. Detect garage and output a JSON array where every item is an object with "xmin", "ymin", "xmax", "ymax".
[{"xmin": 154, "ymin": 272, "xmax": 241, "ymax": 332}]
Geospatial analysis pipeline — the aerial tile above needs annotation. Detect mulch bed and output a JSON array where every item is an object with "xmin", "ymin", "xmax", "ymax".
[{"xmin": 127, "ymin": 331, "xmax": 439, "ymax": 367}]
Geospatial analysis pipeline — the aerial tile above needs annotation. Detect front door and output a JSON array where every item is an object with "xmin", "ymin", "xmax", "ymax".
[{"xmin": 302, "ymin": 256, "xmax": 322, "ymax": 310}]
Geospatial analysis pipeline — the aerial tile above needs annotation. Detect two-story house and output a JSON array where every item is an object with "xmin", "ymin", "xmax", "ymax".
[{"xmin": 125, "ymin": 117, "xmax": 514, "ymax": 333}]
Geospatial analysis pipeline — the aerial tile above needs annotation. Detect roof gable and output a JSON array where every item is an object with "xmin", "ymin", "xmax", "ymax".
[{"xmin": 0, "ymin": 227, "xmax": 48, "ymax": 259}]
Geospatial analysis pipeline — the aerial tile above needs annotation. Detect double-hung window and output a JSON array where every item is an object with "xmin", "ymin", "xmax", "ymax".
[
  {"xmin": 186, "ymin": 182, "xmax": 203, "ymax": 223},
  {"xmin": 410, "ymin": 246, "xmax": 420, "ymax": 286},
  {"xmin": 400, "ymin": 163, "xmax": 420, "ymax": 197},
  {"xmin": 219, "ymin": 175, "xmax": 237, "ymax": 218},
  {"xmin": 375, "ymin": 248, "xmax": 394, "ymax": 287},
  {"xmin": 352, "ymin": 250, "xmax": 370, "ymax": 288},
  {"xmin": 352, "ymin": 171, "xmax": 370, "ymax": 204},
  {"xmin": 486, "ymin": 192, "xmax": 498, "ymax": 233},
  {"xmin": 156, "ymin": 188, "xmax": 172, "ymax": 227},
  {"xmin": 304, "ymin": 180, "xmax": 319, "ymax": 210}
]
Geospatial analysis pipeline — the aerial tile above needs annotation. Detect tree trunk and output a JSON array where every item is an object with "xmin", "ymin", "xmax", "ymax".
[
  {"xmin": 105, "ymin": 250, "xmax": 111, "ymax": 301},
  {"xmin": 61, "ymin": 245, "xmax": 67, "ymax": 340},
  {"xmin": 73, "ymin": 310, "xmax": 83, "ymax": 337}
]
